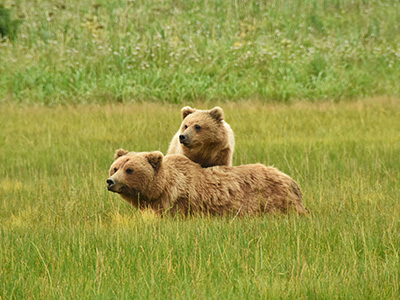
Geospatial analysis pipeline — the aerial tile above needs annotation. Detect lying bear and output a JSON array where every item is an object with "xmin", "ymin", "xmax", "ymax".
[
  {"xmin": 167, "ymin": 106, "xmax": 235, "ymax": 167},
  {"xmin": 107, "ymin": 149, "xmax": 306, "ymax": 216}
]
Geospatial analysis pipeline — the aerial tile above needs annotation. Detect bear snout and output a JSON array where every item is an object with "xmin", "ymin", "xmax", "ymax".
[
  {"xmin": 107, "ymin": 178, "xmax": 116, "ymax": 190},
  {"xmin": 179, "ymin": 134, "xmax": 187, "ymax": 143},
  {"xmin": 179, "ymin": 134, "xmax": 191, "ymax": 146}
]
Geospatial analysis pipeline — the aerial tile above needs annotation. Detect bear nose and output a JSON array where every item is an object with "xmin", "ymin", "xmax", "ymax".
[
  {"xmin": 179, "ymin": 134, "xmax": 187, "ymax": 143},
  {"xmin": 107, "ymin": 178, "xmax": 115, "ymax": 189}
]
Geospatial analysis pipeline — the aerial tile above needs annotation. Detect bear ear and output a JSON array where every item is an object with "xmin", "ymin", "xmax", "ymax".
[
  {"xmin": 209, "ymin": 106, "xmax": 224, "ymax": 122},
  {"xmin": 181, "ymin": 106, "xmax": 196, "ymax": 119},
  {"xmin": 146, "ymin": 151, "xmax": 163, "ymax": 171},
  {"xmin": 114, "ymin": 148, "xmax": 129, "ymax": 160}
]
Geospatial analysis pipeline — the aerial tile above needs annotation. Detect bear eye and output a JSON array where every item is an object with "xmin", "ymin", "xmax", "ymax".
[
  {"xmin": 184, "ymin": 125, "xmax": 188, "ymax": 129},
  {"xmin": 126, "ymin": 168, "xmax": 133, "ymax": 174},
  {"xmin": 113, "ymin": 167, "xmax": 118, "ymax": 173},
  {"xmin": 195, "ymin": 124, "xmax": 202, "ymax": 131}
]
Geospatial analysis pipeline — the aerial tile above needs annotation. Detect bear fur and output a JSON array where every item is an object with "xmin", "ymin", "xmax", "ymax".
[
  {"xmin": 167, "ymin": 106, "xmax": 235, "ymax": 168},
  {"xmin": 107, "ymin": 150, "xmax": 307, "ymax": 216}
]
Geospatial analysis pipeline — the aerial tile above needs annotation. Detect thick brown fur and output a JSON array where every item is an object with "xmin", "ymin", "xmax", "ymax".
[
  {"xmin": 107, "ymin": 150, "xmax": 307, "ymax": 216},
  {"xmin": 167, "ymin": 106, "xmax": 235, "ymax": 167}
]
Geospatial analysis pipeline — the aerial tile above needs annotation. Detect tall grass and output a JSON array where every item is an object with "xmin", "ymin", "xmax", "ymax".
[
  {"xmin": 1, "ymin": 99, "xmax": 399, "ymax": 298},
  {"xmin": 1, "ymin": 0, "xmax": 400, "ymax": 104}
]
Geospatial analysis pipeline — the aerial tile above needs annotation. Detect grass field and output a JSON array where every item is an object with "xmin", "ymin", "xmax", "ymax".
[
  {"xmin": 1, "ymin": 0, "xmax": 400, "ymax": 104},
  {"xmin": 1, "ymin": 99, "xmax": 399, "ymax": 299},
  {"xmin": 1, "ymin": 0, "xmax": 400, "ymax": 298}
]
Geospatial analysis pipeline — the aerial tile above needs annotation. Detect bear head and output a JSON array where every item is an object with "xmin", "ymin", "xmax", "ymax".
[
  {"xmin": 178, "ymin": 106, "xmax": 226, "ymax": 149},
  {"xmin": 107, "ymin": 149, "xmax": 163, "ymax": 205}
]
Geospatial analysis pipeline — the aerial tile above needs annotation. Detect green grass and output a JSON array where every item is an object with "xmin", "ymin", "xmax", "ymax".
[
  {"xmin": 1, "ymin": 1, "xmax": 399, "ymax": 297},
  {"xmin": 1, "ymin": 99, "xmax": 399, "ymax": 298},
  {"xmin": 1, "ymin": 0, "xmax": 400, "ymax": 104}
]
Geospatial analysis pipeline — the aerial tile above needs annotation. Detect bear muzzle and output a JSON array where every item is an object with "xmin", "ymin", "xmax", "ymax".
[
  {"xmin": 179, "ymin": 134, "xmax": 191, "ymax": 147},
  {"xmin": 107, "ymin": 178, "xmax": 124, "ymax": 193},
  {"xmin": 107, "ymin": 177, "xmax": 134, "ymax": 195},
  {"xmin": 179, "ymin": 134, "xmax": 187, "ymax": 143},
  {"xmin": 106, "ymin": 178, "xmax": 116, "ymax": 190}
]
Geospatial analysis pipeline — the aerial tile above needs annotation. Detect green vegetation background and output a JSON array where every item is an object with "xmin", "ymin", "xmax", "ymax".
[{"xmin": 1, "ymin": 0, "xmax": 400, "ymax": 104}]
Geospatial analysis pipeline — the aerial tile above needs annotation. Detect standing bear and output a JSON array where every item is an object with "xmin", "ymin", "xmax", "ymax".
[
  {"xmin": 167, "ymin": 106, "xmax": 235, "ymax": 167},
  {"xmin": 107, "ymin": 150, "xmax": 307, "ymax": 216}
]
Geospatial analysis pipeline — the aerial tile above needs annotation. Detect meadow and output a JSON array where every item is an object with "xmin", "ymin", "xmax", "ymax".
[
  {"xmin": 1, "ymin": 99, "xmax": 400, "ymax": 299},
  {"xmin": 1, "ymin": 0, "xmax": 400, "ymax": 103},
  {"xmin": 1, "ymin": 0, "xmax": 400, "ymax": 298}
]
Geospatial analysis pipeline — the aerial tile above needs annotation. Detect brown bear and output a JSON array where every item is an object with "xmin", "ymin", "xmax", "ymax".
[
  {"xmin": 167, "ymin": 106, "xmax": 235, "ymax": 168},
  {"xmin": 107, "ymin": 149, "xmax": 307, "ymax": 216}
]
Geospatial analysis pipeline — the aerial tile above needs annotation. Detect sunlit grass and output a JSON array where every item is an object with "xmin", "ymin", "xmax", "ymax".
[
  {"xmin": 1, "ymin": 0, "xmax": 400, "ymax": 104},
  {"xmin": 1, "ymin": 99, "xmax": 399, "ymax": 298}
]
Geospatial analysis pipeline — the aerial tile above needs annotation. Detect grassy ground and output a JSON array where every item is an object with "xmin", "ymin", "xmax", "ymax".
[
  {"xmin": 1, "ymin": 1, "xmax": 400, "ymax": 298},
  {"xmin": 1, "ymin": 0, "xmax": 400, "ymax": 104},
  {"xmin": 1, "ymin": 99, "xmax": 399, "ymax": 299}
]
